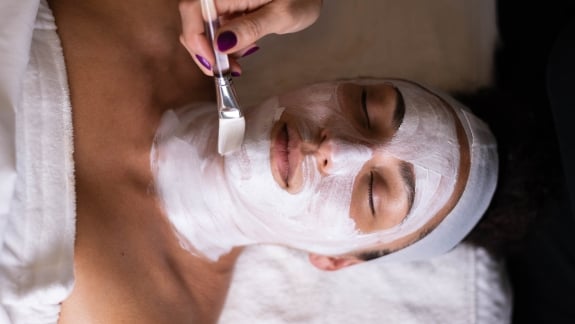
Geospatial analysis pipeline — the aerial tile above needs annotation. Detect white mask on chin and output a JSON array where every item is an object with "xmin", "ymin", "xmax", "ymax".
[{"xmin": 152, "ymin": 95, "xmax": 370, "ymax": 261}]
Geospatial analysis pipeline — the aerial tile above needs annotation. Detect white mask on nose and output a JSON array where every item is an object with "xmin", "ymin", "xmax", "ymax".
[
  {"xmin": 152, "ymin": 90, "xmax": 373, "ymax": 261},
  {"xmin": 264, "ymin": 80, "xmax": 464, "ymax": 253}
]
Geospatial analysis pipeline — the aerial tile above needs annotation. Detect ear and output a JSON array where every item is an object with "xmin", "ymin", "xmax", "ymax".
[{"xmin": 307, "ymin": 253, "xmax": 364, "ymax": 271}]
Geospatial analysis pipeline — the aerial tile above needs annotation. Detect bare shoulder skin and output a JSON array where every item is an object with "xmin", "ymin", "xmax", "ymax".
[{"xmin": 47, "ymin": 0, "xmax": 240, "ymax": 322}]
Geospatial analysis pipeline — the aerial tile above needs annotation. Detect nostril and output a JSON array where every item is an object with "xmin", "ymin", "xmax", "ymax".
[
  {"xmin": 319, "ymin": 129, "xmax": 328, "ymax": 143},
  {"xmin": 318, "ymin": 157, "xmax": 330, "ymax": 175}
]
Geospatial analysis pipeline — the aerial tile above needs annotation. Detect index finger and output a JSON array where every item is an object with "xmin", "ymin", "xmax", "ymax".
[{"xmin": 179, "ymin": 0, "xmax": 216, "ymax": 75}]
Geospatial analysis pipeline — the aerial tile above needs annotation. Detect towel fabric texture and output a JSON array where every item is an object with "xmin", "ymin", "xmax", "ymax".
[
  {"xmin": 220, "ymin": 244, "xmax": 511, "ymax": 324},
  {"xmin": 0, "ymin": 1, "xmax": 76, "ymax": 322}
]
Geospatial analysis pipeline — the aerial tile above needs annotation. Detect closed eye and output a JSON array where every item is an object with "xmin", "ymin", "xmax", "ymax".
[
  {"xmin": 361, "ymin": 87, "xmax": 370, "ymax": 129},
  {"xmin": 368, "ymin": 171, "xmax": 375, "ymax": 216}
]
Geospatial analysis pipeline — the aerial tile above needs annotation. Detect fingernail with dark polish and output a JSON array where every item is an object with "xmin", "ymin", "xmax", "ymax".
[
  {"xmin": 241, "ymin": 46, "xmax": 260, "ymax": 58},
  {"xmin": 217, "ymin": 31, "xmax": 237, "ymax": 52},
  {"xmin": 231, "ymin": 71, "xmax": 241, "ymax": 77},
  {"xmin": 195, "ymin": 54, "xmax": 211, "ymax": 70}
]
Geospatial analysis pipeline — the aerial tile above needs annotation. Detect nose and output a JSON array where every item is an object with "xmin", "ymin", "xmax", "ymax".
[{"xmin": 302, "ymin": 129, "xmax": 371, "ymax": 175}]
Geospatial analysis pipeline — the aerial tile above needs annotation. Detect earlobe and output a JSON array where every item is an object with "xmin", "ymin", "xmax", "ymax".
[{"xmin": 307, "ymin": 253, "xmax": 364, "ymax": 271}]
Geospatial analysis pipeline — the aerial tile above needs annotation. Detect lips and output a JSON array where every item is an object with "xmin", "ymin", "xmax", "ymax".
[{"xmin": 271, "ymin": 120, "xmax": 302, "ymax": 191}]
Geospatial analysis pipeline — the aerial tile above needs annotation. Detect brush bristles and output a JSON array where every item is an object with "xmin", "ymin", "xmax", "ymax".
[{"xmin": 218, "ymin": 117, "xmax": 245, "ymax": 155}]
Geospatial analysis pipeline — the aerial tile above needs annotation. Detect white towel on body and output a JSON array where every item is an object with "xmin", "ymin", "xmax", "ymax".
[{"xmin": 0, "ymin": 1, "xmax": 76, "ymax": 323}]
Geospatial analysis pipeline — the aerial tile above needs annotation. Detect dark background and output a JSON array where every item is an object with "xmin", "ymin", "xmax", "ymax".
[{"xmin": 460, "ymin": 1, "xmax": 575, "ymax": 323}]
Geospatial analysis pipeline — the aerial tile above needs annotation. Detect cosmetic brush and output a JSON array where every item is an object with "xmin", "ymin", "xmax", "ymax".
[{"xmin": 200, "ymin": 0, "xmax": 245, "ymax": 155}]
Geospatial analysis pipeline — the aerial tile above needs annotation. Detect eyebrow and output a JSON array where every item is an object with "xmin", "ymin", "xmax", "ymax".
[
  {"xmin": 357, "ymin": 223, "xmax": 437, "ymax": 261},
  {"xmin": 392, "ymin": 87, "xmax": 406, "ymax": 130},
  {"xmin": 399, "ymin": 161, "xmax": 415, "ymax": 222}
]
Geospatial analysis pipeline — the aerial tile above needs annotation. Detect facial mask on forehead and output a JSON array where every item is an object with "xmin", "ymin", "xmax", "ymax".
[
  {"xmin": 335, "ymin": 79, "xmax": 463, "ymax": 249},
  {"xmin": 376, "ymin": 83, "xmax": 498, "ymax": 262},
  {"xmin": 375, "ymin": 80, "xmax": 460, "ymax": 238}
]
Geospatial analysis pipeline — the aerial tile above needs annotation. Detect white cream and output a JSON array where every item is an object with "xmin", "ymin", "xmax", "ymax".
[
  {"xmin": 152, "ymin": 79, "xmax": 497, "ymax": 262},
  {"xmin": 264, "ymin": 80, "xmax": 464, "ymax": 250},
  {"xmin": 370, "ymin": 80, "xmax": 460, "ymax": 241},
  {"xmin": 152, "ymin": 96, "xmax": 372, "ymax": 261}
]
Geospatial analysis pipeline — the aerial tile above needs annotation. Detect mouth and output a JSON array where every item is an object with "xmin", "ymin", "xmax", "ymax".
[{"xmin": 271, "ymin": 120, "xmax": 302, "ymax": 191}]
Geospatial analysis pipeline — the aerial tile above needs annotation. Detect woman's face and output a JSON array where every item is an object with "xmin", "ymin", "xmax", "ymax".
[
  {"xmin": 223, "ymin": 78, "xmax": 467, "ymax": 253},
  {"xmin": 154, "ymin": 78, "xmax": 469, "ymax": 260}
]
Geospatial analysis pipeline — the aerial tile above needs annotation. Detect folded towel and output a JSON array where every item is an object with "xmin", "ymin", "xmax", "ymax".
[
  {"xmin": 0, "ymin": 1, "xmax": 76, "ymax": 322},
  {"xmin": 220, "ymin": 244, "xmax": 512, "ymax": 323}
]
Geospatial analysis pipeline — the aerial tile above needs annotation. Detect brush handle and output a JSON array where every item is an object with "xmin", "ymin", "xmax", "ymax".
[{"xmin": 200, "ymin": 0, "xmax": 230, "ymax": 77}]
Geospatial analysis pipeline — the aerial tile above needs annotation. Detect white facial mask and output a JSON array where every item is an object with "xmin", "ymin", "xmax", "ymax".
[
  {"xmin": 375, "ymin": 83, "xmax": 498, "ymax": 262},
  {"xmin": 265, "ymin": 80, "xmax": 463, "ymax": 250},
  {"xmin": 152, "ymin": 95, "xmax": 372, "ymax": 261},
  {"xmin": 369, "ymin": 80, "xmax": 460, "ymax": 242},
  {"xmin": 151, "ymin": 79, "xmax": 491, "ymax": 262}
]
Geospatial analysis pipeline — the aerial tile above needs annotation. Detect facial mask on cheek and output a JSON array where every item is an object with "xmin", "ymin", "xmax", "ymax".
[
  {"xmin": 278, "ymin": 83, "xmax": 345, "ymax": 128},
  {"xmin": 154, "ymin": 98, "xmax": 372, "ymax": 261},
  {"xmin": 225, "ymin": 153, "xmax": 360, "ymax": 241},
  {"xmin": 222, "ymin": 98, "xmax": 372, "ymax": 256}
]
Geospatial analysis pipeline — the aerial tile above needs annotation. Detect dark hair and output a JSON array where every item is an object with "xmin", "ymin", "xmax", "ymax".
[
  {"xmin": 456, "ymin": 86, "xmax": 562, "ymax": 256},
  {"xmin": 356, "ymin": 223, "xmax": 439, "ymax": 261},
  {"xmin": 358, "ymin": 249, "xmax": 393, "ymax": 261}
]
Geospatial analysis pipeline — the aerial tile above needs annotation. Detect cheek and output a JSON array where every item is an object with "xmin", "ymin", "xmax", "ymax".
[
  {"xmin": 278, "ymin": 85, "xmax": 343, "ymax": 129},
  {"xmin": 281, "ymin": 110, "xmax": 367, "ymax": 147},
  {"xmin": 280, "ymin": 104, "xmax": 331, "ymax": 127}
]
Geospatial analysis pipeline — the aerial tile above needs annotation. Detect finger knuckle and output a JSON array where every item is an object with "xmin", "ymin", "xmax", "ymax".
[
  {"xmin": 242, "ymin": 18, "xmax": 263, "ymax": 40},
  {"xmin": 276, "ymin": 1, "xmax": 321, "ymax": 34}
]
